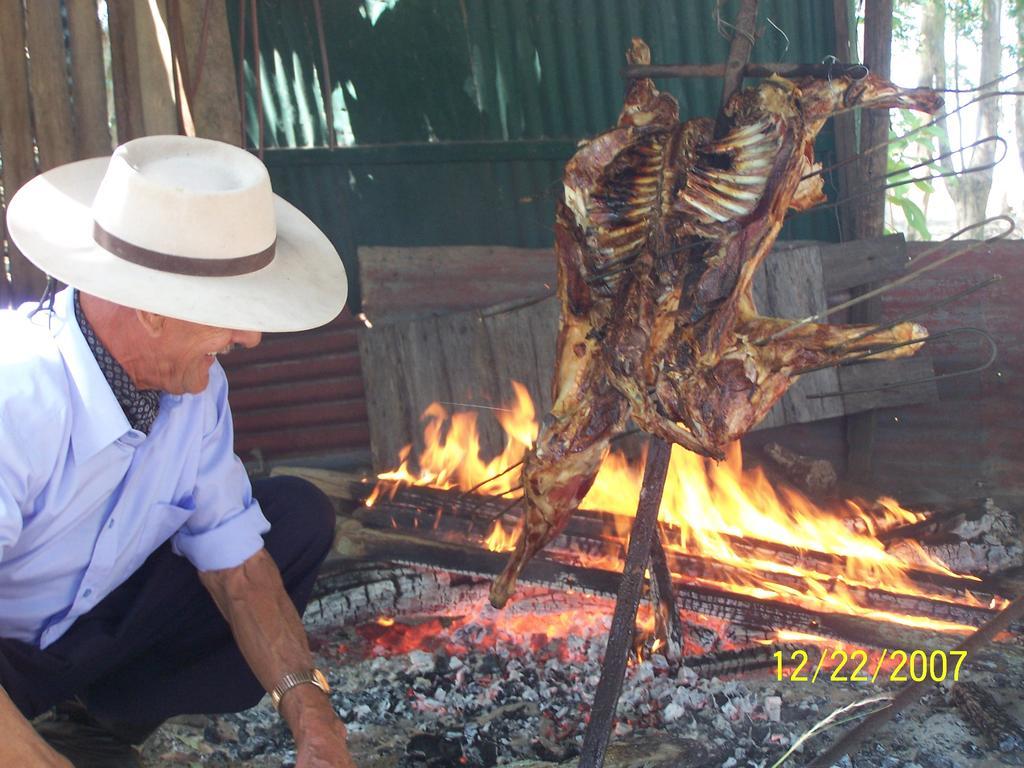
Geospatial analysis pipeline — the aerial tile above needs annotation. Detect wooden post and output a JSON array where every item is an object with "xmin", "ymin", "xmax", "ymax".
[
  {"xmin": 831, "ymin": 0, "xmax": 860, "ymax": 241},
  {"xmin": 715, "ymin": 0, "xmax": 759, "ymax": 137},
  {"xmin": 577, "ymin": 440, "xmax": 672, "ymax": 768},
  {"xmin": 0, "ymin": 0, "xmax": 47, "ymax": 304},
  {"xmin": 845, "ymin": 0, "xmax": 893, "ymax": 482},
  {"xmin": 24, "ymin": 0, "xmax": 76, "ymax": 171},
  {"xmin": 108, "ymin": 0, "xmax": 145, "ymax": 142},
  {"xmin": 175, "ymin": 0, "xmax": 244, "ymax": 144},
  {"xmin": 66, "ymin": 0, "xmax": 113, "ymax": 158}
]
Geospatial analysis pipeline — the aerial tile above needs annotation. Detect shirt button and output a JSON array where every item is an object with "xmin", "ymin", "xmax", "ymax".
[
  {"xmin": 108, "ymin": 518, "xmax": 115, "ymax": 529},
  {"xmin": 82, "ymin": 589, "xmax": 92, "ymax": 598}
]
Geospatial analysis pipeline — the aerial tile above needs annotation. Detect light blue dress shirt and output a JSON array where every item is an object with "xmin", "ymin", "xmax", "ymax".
[{"xmin": 0, "ymin": 288, "xmax": 270, "ymax": 648}]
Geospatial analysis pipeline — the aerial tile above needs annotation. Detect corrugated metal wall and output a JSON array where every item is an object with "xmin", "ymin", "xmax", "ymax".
[
  {"xmin": 223, "ymin": 0, "xmax": 843, "ymax": 464},
  {"xmin": 235, "ymin": 0, "xmax": 842, "ymax": 311}
]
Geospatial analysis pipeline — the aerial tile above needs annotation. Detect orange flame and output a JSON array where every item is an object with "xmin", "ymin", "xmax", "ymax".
[
  {"xmin": 371, "ymin": 383, "xmax": 1000, "ymax": 635},
  {"xmin": 485, "ymin": 519, "xmax": 519, "ymax": 552}
]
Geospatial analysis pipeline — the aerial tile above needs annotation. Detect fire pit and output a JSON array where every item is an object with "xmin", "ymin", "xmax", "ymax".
[{"xmin": 139, "ymin": 384, "xmax": 1024, "ymax": 767}]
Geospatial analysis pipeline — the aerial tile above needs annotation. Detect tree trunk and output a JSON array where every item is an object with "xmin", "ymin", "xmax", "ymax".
[
  {"xmin": 1015, "ymin": 2, "xmax": 1024, "ymax": 175},
  {"xmin": 957, "ymin": 0, "xmax": 1003, "ymax": 228}
]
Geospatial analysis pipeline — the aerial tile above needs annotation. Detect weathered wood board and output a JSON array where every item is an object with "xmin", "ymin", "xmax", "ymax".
[
  {"xmin": 359, "ymin": 236, "xmax": 937, "ymax": 472},
  {"xmin": 359, "ymin": 235, "xmax": 912, "ymax": 323},
  {"xmin": 360, "ymin": 245, "xmax": 557, "ymax": 324}
]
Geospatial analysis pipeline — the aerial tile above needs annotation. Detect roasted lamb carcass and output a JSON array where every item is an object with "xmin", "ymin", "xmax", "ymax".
[{"xmin": 489, "ymin": 40, "xmax": 943, "ymax": 609}]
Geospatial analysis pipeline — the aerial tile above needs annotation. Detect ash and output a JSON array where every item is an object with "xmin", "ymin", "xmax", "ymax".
[{"xmin": 141, "ymin": 587, "xmax": 1024, "ymax": 768}]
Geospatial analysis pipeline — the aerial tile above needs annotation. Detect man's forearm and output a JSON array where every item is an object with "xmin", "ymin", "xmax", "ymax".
[
  {"xmin": 199, "ymin": 548, "xmax": 313, "ymax": 694},
  {"xmin": 199, "ymin": 548, "xmax": 329, "ymax": 727},
  {"xmin": 0, "ymin": 686, "xmax": 73, "ymax": 767},
  {"xmin": 198, "ymin": 548, "xmax": 355, "ymax": 767}
]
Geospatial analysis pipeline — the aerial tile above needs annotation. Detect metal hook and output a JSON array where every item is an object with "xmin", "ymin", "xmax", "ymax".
[
  {"xmin": 801, "ymin": 327, "xmax": 998, "ymax": 399},
  {"xmin": 821, "ymin": 54, "xmax": 837, "ymax": 84},
  {"xmin": 765, "ymin": 16, "xmax": 790, "ymax": 55}
]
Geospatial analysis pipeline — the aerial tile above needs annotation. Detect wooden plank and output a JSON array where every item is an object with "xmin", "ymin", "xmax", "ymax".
[
  {"xmin": 831, "ymin": 0, "xmax": 859, "ymax": 242},
  {"xmin": 359, "ymin": 245, "xmax": 556, "ymax": 322},
  {"xmin": 0, "ymin": 1, "xmax": 36, "ymax": 192},
  {"xmin": 839, "ymin": 358, "xmax": 939, "ymax": 414},
  {"xmin": 108, "ymin": 0, "xmax": 145, "ymax": 142},
  {"xmin": 234, "ymin": 422, "xmax": 370, "ymax": 458},
  {"xmin": 435, "ymin": 310, "xmax": 506, "ymax": 460},
  {"xmin": 24, "ymin": 0, "xmax": 75, "ymax": 170},
  {"xmin": 358, "ymin": 324, "xmax": 420, "ymax": 470},
  {"xmin": 66, "ymin": 0, "xmax": 112, "ymax": 158},
  {"xmin": 176, "ymin": 0, "xmax": 243, "ymax": 144},
  {"xmin": 225, "ymin": 352, "xmax": 361, "ymax": 388},
  {"xmin": 0, "ymin": 0, "xmax": 46, "ymax": 304},
  {"xmin": 753, "ymin": 243, "xmax": 845, "ymax": 427},
  {"xmin": 819, "ymin": 233, "xmax": 908, "ymax": 294},
  {"xmin": 222, "ymin": 330, "xmax": 358, "ymax": 366},
  {"xmin": 135, "ymin": 0, "xmax": 177, "ymax": 136}
]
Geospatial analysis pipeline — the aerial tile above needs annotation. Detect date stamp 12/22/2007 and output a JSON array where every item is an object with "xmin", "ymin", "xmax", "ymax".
[{"xmin": 775, "ymin": 648, "xmax": 968, "ymax": 684}]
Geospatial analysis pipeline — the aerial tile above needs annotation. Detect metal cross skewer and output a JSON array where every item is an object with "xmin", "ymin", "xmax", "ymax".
[
  {"xmin": 756, "ymin": 215, "xmax": 1015, "ymax": 345},
  {"xmin": 796, "ymin": 135, "xmax": 1008, "ymax": 215},
  {"xmin": 798, "ymin": 327, "xmax": 999, "ymax": 399}
]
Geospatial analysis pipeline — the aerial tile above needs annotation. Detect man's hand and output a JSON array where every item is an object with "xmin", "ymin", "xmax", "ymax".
[
  {"xmin": 200, "ymin": 549, "xmax": 357, "ymax": 766},
  {"xmin": 281, "ymin": 685, "xmax": 355, "ymax": 768}
]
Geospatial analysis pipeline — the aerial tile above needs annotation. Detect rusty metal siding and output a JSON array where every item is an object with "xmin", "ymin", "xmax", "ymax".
[{"xmin": 220, "ymin": 311, "xmax": 370, "ymax": 464}]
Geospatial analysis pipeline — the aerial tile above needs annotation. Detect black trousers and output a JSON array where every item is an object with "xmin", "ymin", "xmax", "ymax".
[{"xmin": 0, "ymin": 476, "xmax": 334, "ymax": 728}]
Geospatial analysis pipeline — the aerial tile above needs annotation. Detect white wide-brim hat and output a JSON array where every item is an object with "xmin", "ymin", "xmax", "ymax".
[{"xmin": 6, "ymin": 135, "xmax": 347, "ymax": 332}]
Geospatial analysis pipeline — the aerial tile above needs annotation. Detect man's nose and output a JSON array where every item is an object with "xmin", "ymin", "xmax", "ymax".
[{"xmin": 233, "ymin": 330, "xmax": 262, "ymax": 349}]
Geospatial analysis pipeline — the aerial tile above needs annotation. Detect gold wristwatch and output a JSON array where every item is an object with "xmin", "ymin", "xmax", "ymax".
[{"xmin": 270, "ymin": 668, "xmax": 330, "ymax": 710}]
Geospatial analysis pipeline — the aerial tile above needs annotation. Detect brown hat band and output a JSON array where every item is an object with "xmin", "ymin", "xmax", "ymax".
[{"xmin": 93, "ymin": 222, "xmax": 275, "ymax": 277}]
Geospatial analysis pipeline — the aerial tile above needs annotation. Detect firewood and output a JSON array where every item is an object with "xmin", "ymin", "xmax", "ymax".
[
  {"xmin": 950, "ymin": 681, "xmax": 1024, "ymax": 753},
  {"xmin": 327, "ymin": 519, "xmax": 985, "ymax": 652},
  {"xmin": 763, "ymin": 441, "xmax": 838, "ymax": 498},
  {"xmin": 352, "ymin": 483, "xmax": 1013, "ymax": 628}
]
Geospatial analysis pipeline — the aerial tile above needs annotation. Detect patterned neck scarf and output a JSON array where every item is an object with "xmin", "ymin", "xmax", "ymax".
[{"xmin": 74, "ymin": 290, "xmax": 161, "ymax": 434}]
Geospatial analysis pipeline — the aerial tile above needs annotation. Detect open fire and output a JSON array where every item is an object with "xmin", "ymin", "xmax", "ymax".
[{"xmin": 365, "ymin": 382, "xmax": 1002, "ymax": 643}]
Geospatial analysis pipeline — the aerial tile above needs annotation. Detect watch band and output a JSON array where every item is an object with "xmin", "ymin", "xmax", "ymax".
[{"xmin": 270, "ymin": 668, "xmax": 330, "ymax": 710}]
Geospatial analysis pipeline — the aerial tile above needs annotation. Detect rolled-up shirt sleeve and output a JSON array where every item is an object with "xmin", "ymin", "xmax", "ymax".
[{"xmin": 172, "ymin": 364, "xmax": 269, "ymax": 570}]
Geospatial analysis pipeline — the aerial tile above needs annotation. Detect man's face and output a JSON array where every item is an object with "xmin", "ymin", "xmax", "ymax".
[{"xmin": 144, "ymin": 316, "xmax": 262, "ymax": 395}]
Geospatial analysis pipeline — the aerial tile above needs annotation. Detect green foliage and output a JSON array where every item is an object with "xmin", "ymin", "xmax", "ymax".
[
  {"xmin": 892, "ymin": 2, "xmax": 917, "ymax": 42},
  {"xmin": 885, "ymin": 112, "xmax": 945, "ymax": 240}
]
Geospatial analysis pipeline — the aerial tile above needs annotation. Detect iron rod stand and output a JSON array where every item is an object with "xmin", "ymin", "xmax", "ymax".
[{"xmin": 578, "ymin": 439, "xmax": 672, "ymax": 768}]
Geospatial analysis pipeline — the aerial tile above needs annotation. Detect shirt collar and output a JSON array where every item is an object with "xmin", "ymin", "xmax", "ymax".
[{"xmin": 46, "ymin": 288, "xmax": 135, "ymax": 463}]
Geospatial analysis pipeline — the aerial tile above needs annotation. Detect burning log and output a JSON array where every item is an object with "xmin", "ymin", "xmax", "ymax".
[
  {"xmin": 950, "ymin": 681, "xmax": 1024, "ymax": 753},
  {"xmin": 681, "ymin": 643, "xmax": 801, "ymax": 678},
  {"xmin": 355, "ymin": 483, "xmax": 1011, "ymax": 626},
  {"xmin": 886, "ymin": 499, "xmax": 1024, "ymax": 576},
  {"xmin": 329, "ymin": 517, "xmax": 1009, "ymax": 653},
  {"xmin": 761, "ymin": 442, "xmax": 838, "ymax": 498}
]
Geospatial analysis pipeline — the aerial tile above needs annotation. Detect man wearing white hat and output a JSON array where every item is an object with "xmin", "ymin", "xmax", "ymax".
[{"xmin": 0, "ymin": 136, "xmax": 355, "ymax": 767}]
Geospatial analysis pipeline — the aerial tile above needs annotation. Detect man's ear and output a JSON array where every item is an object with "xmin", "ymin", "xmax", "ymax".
[{"xmin": 135, "ymin": 309, "xmax": 166, "ymax": 337}]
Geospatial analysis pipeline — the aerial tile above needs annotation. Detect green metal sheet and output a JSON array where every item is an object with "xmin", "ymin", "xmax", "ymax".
[{"xmin": 233, "ymin": 0, "xmax": 846, "ymax": 310}]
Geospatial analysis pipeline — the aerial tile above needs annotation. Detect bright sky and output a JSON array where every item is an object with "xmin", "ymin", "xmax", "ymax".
[{"xmin": 883, "ymin": 4, "xmax": 1023, "ymax": 238}]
